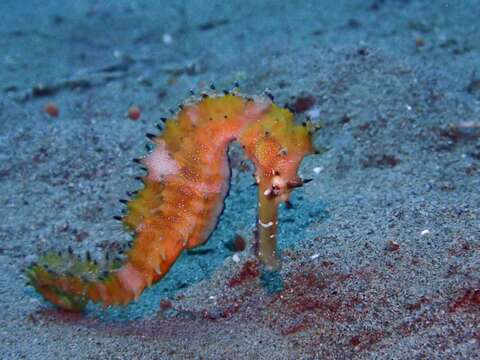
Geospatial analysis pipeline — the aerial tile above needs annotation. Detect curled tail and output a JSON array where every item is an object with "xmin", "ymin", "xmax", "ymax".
[
  {"xmin": 26, "ymin": 242, "xmax": 184, "ymax": 311},
  {"xmin": 26, "ymin": 248, "xmax": 158, "ymax": 311}
]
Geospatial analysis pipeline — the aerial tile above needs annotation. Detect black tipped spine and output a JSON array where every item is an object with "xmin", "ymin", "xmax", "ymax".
[{"xmin": 146, "ymin": 133, "xmax": 156, "ymax": 140}]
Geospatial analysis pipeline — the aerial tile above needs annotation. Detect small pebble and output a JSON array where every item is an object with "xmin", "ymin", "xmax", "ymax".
[
  {"xmin": 128, "ymin": 106, "xmax": 141, "ymax": 120},
  {"xmin": 159, "ymin": 299, "xmax": 172, "ymax": 310},
  {"xmin": 415, "ymin": 37, "xmax": 426, "ymax": 47},
  {"xmin": 421, "ymin": 229, "xmax": 430, "ymax": 236},
  {"xmin": 162, "ymin": 33, "xmax": 173, "ymax": 44},
  {"xmin": 24, "ymin": 255, "xmax": 38, "ymax": 263},
  {"xmin": 44, "ymin": 102, "xmax": 59, "ymax": 117},
  {"xmin": 233, "ymin": 234, "xmax": 246, "ymax": 252},
  {"xmin": 292, "ymin": 95, "xmax": 315, "ymax": 113},
  {"xmin": 306, "ymin": 107, "xmax": 321, "ymax": 120},
  {"xmin": 386, "ymin": 240, "xmax": 400, "ymax": 252}
]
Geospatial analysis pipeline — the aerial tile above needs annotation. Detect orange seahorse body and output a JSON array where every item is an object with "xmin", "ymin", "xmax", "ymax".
[{"xmin": 27, "ymin": 92, "xmax": 313, "ymax": 311}]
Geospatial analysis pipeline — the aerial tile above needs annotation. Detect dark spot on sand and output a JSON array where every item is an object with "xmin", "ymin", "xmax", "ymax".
[
  {"xmin": 287, "ymin": 95, "xmax": 316, "ymax": 113},
  {"xmin": 361, "ymin": 154, "xmax": 400, "ymax": 169}
]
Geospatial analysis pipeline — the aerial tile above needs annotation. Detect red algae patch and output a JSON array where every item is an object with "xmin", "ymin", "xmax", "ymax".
[
  {"xmin": 44, "ymin": 101, "xmax": 59, "ymax": 117},
  {"xmin": 227, "ymin": 259, "xmax": 260, "ymax": 287},
  {"xmin": 348, "ymin": 331, "xmax": 385, "ymax": 352},
  {"xmin": 449, "ymin": 288, "xmax": 480, "ymax": 312},
  {"xmin": 165, "ymin": 249, "xmax": 478, "ymax": 356}
]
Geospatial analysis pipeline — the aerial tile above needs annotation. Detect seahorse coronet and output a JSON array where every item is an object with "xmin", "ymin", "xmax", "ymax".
[{"xmin": 27, "ymin": 91, "xmax": 314, "ymax": 312}]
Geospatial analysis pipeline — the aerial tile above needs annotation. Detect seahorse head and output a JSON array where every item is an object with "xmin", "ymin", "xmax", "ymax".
[{"xmin": 240, "ymin": 101, "xmax": 313, "ymax": 203}]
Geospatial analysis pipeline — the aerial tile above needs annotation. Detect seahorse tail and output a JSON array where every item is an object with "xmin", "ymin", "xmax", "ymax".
[{"xmin": 26, "ymin": 250, "xmax": 146, "ymax": 311}]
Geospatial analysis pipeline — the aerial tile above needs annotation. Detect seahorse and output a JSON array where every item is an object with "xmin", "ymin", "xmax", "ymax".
[{"xmin": 26, "ymin": 90, "xmax": 313, "ymax": 311}]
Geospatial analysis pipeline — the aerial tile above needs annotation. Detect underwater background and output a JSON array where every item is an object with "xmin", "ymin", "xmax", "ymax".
[{"xmin": 0, "ymin": 0, "xmax": 479, "ymax": 358}]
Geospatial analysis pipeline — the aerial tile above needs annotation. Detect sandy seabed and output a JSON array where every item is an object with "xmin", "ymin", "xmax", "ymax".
[{"xmin": 0, "ymin": 1, "xmax": 479, "ymax": 359}]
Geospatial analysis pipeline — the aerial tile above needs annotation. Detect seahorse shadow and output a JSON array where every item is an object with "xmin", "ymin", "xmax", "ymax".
[
  {"xmin": 260, "ymin": 270, "xmax": 283, "ymax": 294},
  {"xmin": 31, "ymin": 186, "xmax": 330, "ymax": 326}
]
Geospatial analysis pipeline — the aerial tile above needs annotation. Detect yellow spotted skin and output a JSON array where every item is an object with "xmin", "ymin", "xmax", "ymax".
[{"xmin": 27, "ymin": 93, "xmax": 313, "ymax": 311}]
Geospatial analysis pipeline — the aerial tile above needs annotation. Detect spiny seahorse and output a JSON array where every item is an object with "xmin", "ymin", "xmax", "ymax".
[{"xmin": 26, "ymin": 90, "xmax": 314, "ymax": 312}]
